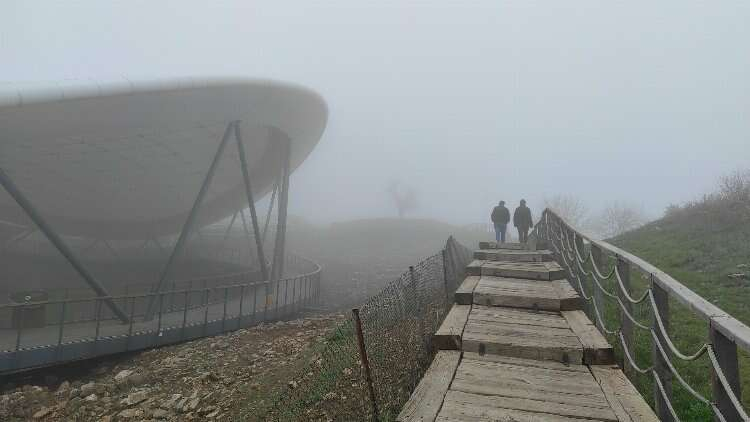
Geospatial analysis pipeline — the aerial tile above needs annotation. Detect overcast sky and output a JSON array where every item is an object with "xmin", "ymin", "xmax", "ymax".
[{"xmin": 2, "ymin": 1, "xmax": 748, "ymax": 225}]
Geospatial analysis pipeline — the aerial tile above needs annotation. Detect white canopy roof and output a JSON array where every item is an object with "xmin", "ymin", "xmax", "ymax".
[{"xmin": 0, "ymin": 78, "xmax": 327, "ymax": 240}]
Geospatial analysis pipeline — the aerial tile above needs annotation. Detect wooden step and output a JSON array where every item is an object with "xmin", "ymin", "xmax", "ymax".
[
  {"xmin": 589, "ymin": 365, "xmax": 660, "ymax": 421},
  {"xmin": 481, "ymin": 261, "xmax": 566, "ymax": 281},
  {"xmin": 454, "ymin": 276, "xmax": 480, "ymax": 305},
  {"xmin": 465, "ymin": 260, "xmax": 487, "ymax": 276},
  {"xmin": 479, "ymin": 241, "xmax": 525, "ymax": 250},
  {"xmin": 473, "ymin": 248, "xmax": 554, "ymax": 262},
  {"xmin": 397, "ymin": 350, "xmax": 461, "ymax": 422},
  {"xmin": 461, "ymin": 305, "xmax": 584, "ymax": 364},
  {"xmin": 562, "ymin": 310, "xmax": 615, "ymax": 365},
  {"xmin": 472, "ymin": 276, "xmax": 582, "ymax": 311},
  {"xmin": 433, "ymin": 304, "xmax": 471, "ymax": 350}
]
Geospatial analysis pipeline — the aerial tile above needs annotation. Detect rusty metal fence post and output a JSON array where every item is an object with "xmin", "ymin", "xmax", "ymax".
[{"xmin": 352, "ymin": 308, "xmax": 379, "ymax": 422}]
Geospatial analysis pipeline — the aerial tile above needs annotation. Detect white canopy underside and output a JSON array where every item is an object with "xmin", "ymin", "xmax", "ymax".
[{"xmin": 0, "ymin": 78, "xmax": 327, "ymax": 240}]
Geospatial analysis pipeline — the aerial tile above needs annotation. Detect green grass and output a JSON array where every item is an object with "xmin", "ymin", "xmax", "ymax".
[{"xmin": 599, "ymin": 211, "xmax": 750, "ymax": 420}]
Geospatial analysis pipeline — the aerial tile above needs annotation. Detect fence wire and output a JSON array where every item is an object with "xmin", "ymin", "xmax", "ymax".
[{"xmin": 266, "ymin": 236, "xmax": 472, "ymax": 421}]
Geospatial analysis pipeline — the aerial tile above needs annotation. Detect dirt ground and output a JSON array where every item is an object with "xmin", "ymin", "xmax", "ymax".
[{"xmin": 0, "ymin": 313, "xmax": 345, "ymax": 421}]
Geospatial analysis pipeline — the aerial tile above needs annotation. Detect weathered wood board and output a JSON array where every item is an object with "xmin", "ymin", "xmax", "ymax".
[
  {"xmin": 465, "ymin": 260, "xmax": 487, "ymax": 276},
  {"xmin": 438, "ymin": 389, "xmax": 618, "ymax": 422},
  {"xmin": 434, "ymin": 304, "xmax": 471, "ymax": 350},
  {"xmin": 554, "ymin": 279, "xmax": 584, "ymax": 311},
  {"xmin": 397, "ymin": 350, "xmax": 461, "ymax": 422},
  {"xmin": 478, "ymin": 241, "xmax": 525, "ymax": 250},
  {"xmin": 472, "ymin": 276, "xmax": 582, "ymax": 312},
  {"xmin": 562, "ymin": 310, "xmax": 615, "ymax": 365},
  {"xmin": 481, "ymin": 261, "xmax": 566, "ymax": 281},
  {"xmin": 461, "ymin": 306, "xmax": 584, "ymax": 363},
  {"xmin": 589, "ymin": 365, "xmax": 660, "ymax": 422},
  {"xmin": 454, "ymin": 276, "xmax": 480, "ymax": 305},
  {"xmin": 473, "ymin": 249, "xmax": 554, "ymax": 262}
]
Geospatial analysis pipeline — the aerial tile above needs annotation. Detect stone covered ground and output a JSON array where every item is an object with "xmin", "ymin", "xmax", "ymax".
[{"xmin": 0, "ymin": 313, "xmax": 344, "ymax": 421}]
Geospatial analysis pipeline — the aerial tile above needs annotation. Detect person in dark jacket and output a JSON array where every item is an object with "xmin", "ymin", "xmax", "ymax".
[
  {"xmin": 491, "ymin": 201, "xmax": 510, "ymax": 243},
  {"xmin": 513, "ymin": 199, "xmax": 533, "ymax": 243}
]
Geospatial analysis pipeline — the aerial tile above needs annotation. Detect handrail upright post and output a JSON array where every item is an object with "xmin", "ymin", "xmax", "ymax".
[
  {"xmin": 589, "ymin": 245, "xmax": 607, "ymax": 333},
  {"xmin": 709, "ymin": 324, "xmax": 742, "ymax": 422},
  {"xmin": 617, "ymin": 257, "xmax": 634, "ymax": 374},
  {"xmin": 651, "ymin": 280, "xmax": 674, "ymax": 422}
]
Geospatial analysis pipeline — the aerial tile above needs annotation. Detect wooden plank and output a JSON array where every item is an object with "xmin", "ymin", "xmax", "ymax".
[
  {"xmin": 463, "ymin": 323, "xmax": 582, "ymax": 346},
  {"xmin": 590, "ymin": 365, "xmax": 659, "ymax": 422},
  {"xmin": 434, "ymin": 304, "xmax": 471, "ymax": 350},
  {"xmin": 473, "ymin": 276, "xmax": 561, "ymax": 311},
  {"xmin": 473, "ymin": 249, "xmax": 553, "ymax": 262},
  {"xmin": 479, "ymin": 241, "xmax": 524, "ymax": 250},
  {"xmin": 481, "ymin": 261, "xmax": 565, "ymax": 281},
  {"xmin": 469, "ymin": 305, "xmax": 569, "ymax": 329},
  {"xmin": 454, "ymin": 276, "xmax": 479, "ymax": 305},
  {"xmin": 553, "ymin": 280, "xmax": 583, "ymax": 311},
  {"xmin": 397, "ymin": 350, "xmax": 462, "ymax": 422},
  {"xmin": 455, "ymin": 359, "xmax": 605, "ymax": 395},
  {"xmin": 462, "ymin": 330, "xmax": 583, "ymax": 364},
  {"xmin": 461, "ymin": 352, "xmax": 590, "ymax": 374},
  {"xmin": 562, "ymin": 310, "xmax": 614, "ymax": 365},
  {"xmin": 439, "ymin": 390, "xmax": 618, "ymax": 422},
  {"xmin": 465, "ymin": 260, "xmax": 486, "ymax": 276}
]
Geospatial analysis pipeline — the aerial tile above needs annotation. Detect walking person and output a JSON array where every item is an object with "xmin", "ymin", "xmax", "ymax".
[
  {"xmin": 513, "ymin": 199, "xmax": 533, "ymax": 243},
  {"xmin": 490, "ymin": 200, "xmax": 510, "ymax": 243}
]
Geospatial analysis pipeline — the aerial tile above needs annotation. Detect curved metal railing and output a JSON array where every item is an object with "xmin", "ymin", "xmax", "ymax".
[
  {"xmin": 0, "ymin": 252, "xmax": 321, "ymax": 374},
  {"xmin": 536, "ymin": 208, "xmax": 749, "ymax": 421}
]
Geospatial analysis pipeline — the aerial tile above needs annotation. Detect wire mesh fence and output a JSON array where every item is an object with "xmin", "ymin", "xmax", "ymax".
[{"xmin": 265, "ymin": 236, "xmax": 472, "ymax": 421}]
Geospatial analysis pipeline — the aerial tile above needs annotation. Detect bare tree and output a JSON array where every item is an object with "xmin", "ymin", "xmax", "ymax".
[
  {"xmin": 542, "ymin": 194, "xmax": 589, "ymax": 229},
  {"xmin": 593, "ymin": 201, "xmax": 647, "ymax": 239},
  {"xmin": 719, "ymin": 169, "xmax": 750, "ymax": 203},
  {"xmin": 386, "ymin": 181, "xmax": 418, "ymax": 218}
]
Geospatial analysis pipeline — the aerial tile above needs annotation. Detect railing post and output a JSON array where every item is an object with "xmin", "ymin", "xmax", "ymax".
[
  {"xmin": 651, "ymin": 280, "xmax": 673, "ymax": 422},
  {"xmin": 617, "ymin": 257, "xmax": 634, "ymax": 373},
  {"xmin": 572, "ymin": 233, "xmax": 590, "ymax": 317},
  {"xmin": 590, "ymin": 245, "xmax": 605, "ymax": 331},
  {"xmin": 352, "ymin": 308, "xmax": 379, "ymax": 422},
  {"xmin": 709, "ymin": 323, "xmax": 742, "ymax": 422}
]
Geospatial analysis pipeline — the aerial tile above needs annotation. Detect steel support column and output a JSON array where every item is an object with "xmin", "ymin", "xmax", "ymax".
[
  {"xmin": 234, "ymin": 122, "xmax": 270, "ymax": 281},
  {"xmin": 145, "ymin": 121, "xmax": 235, "ymax": 319},
  {"xmin": 0, "ymin": 168, "xmax": 130, "ymax": 323},
  {"xmin": 270, "ymin": 128, "xmax": 291, "ymax": 282}
]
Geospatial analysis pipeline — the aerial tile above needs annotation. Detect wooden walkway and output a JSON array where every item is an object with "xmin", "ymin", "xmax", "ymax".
[{"xmin": 398, "ymin": 241, "xmax": 658, "ymax": 422}]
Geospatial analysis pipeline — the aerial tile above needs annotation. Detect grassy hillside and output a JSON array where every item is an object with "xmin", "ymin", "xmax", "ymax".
[{"xmin": 610, "ymin": 207, "xmax": 750, "ymax": 420}]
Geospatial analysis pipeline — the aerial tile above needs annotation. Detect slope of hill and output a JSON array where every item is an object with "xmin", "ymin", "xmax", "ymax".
[
  {"xmin": 610, "ymin": 207, "xmax": 750, "ymax": 418},
  {"xmin": 287, "ymin": 217, "xmax": 487, "ymax": 309}
]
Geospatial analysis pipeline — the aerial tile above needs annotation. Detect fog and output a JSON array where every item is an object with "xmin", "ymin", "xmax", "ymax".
[{"xmin": 2, "ymin": 1, "xmax": 748, "ymax": 225}]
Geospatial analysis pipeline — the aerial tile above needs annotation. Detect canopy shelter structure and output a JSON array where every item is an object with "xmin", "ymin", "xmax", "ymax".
[{"xmin": 0, "ymin": 78, "xmax": 327, "ymax": 324}]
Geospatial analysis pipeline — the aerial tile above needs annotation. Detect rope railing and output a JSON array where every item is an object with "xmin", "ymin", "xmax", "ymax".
[{"xmin": 537, "ymin": 208, "xmax": 750, "ymax": 421}]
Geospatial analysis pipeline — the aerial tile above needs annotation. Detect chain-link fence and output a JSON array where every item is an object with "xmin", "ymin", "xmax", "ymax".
[{"xmin": 264, "ymin": 236, "xmax": 472, "ymax": 421}]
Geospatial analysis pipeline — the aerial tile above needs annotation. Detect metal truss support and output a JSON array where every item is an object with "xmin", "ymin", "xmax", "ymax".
[
  {"xmin": 234, "ymin": 122, "xmax": 270, "ymax": 281},
  {"xmin": 262, "ymin": 182, "xmax": 278, "ymax": 245},
  {"xmin": 145, "ymin": 121, "xmax": 235, "ymax": 320},
  {"xmin": 0, "ymin": 167, "xmax": 130, "ymax": 324},
  {"xmin": 270, "ymin": 128, "xmax": 291, "ymax": 282},
  {"xmin": 221, "ymin": 211, "xmax": 238, "ymax": 244}
]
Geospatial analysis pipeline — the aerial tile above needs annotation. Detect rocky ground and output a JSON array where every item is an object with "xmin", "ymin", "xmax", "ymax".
[{"xmin": 0, "ymin": 313, "xmax": 345, "ymax": 421}]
